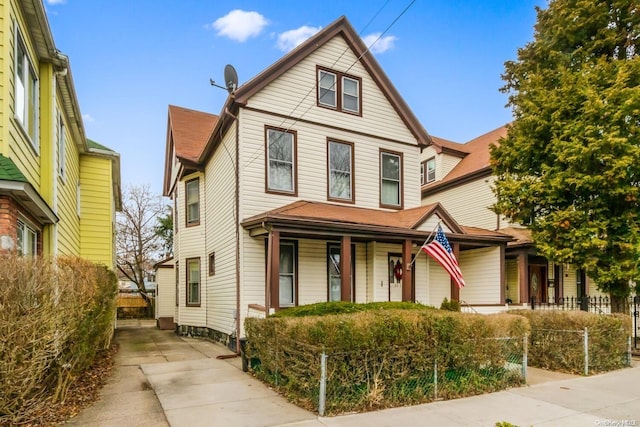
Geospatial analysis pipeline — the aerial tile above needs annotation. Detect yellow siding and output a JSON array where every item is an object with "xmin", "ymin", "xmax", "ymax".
[
  {"xmin": 0, "ymin": 0, "xmax": 5, "ymax": 155},
  {"xmin": 55, "ymin": 107, "xmax": 80, "ymax": 256},
  {"xmin": 79, "ymin": 155, "xmax": 114, "ymax": 267},
  {"xmin": 6, "ymin": 1, "xmax": 40, "ymax": 184}
]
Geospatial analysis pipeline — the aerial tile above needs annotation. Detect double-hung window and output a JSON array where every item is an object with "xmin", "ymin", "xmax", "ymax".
[
  {"xmin": 421, "ymin": 157, "xmax": 435, "ymax": 185},
  {"xmin": 17, "ymin": 219, "xmax": 37, "ymax": 256},
  {"xmin": 14, "ymin": 27, "xmax": 38, "ymax": 145},
  {"xmin": 328, "ymin": 140, "xmax": 354, "ymax": 202},
  {"xmin": 266, "ymin": 127, "xmax": 296, "ymax": 195},
  {"xmin": 380, "ymin": 150, "xmax": 403, "ymax": 208},
  {"xmin": 185, "ymin": 178, "xmax": 199, "ymax": 227},
  {"xmin": 279, "ymin": 241, "xmax": 296, "ymax": 307},
  {"xmin": 317, "ymin": 67, "xmax": 361, "ymax": 115},
  {"xmin": 186, "ymin": 257, "xmax": 200, "ymax": 306}
]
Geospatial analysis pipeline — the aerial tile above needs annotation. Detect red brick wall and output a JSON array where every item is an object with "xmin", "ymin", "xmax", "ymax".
[{"xmin": 0, "ymin": 196, "xmax": 18, "ymax": 247}]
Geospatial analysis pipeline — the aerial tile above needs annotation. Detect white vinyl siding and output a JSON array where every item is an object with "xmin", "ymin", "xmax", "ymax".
[
  {"xmin": 240, "ymin": 109, "xmax": 422, "ymax": 217},
  {"xmin": 422, "ymin": 177, "xmax": 503, "ymax": 230},
  {"xmin": 505, "ymin": 258, "xmax": 519, "ymax": 303},
  {"xmin": 248, "ymin": 36, "xmax": 416, "ymax": 145},
  {"xmin": 458, "ymin": 247, "xmax": 501, "ymax": 304}
]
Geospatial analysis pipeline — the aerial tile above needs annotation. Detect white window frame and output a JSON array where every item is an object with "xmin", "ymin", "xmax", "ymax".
[
  {"xmin": 422, "ymin": 157, "xmax": 436, "ymax": 185},
  {"xmin": 328, "ymin": 140, "xmax": 354, "ymax": 202},
  {"xmin": 185, "ymin": 178, "xmax": 200, "ymax": 227},
  {"xmin": 380, "ymin": 151, "xmax": 402, "ymax": 208},
  {"xmin": 17, "ymin": 218, "xmax": 37, "ymax": 256},
  {"xmin": 266, "ymin": 127, "xmax": 296, "ymax": 195},
  {"xmin": 14, "ymin": 24, "xmax": 39, "ymax": 149},
  {"xmin": 341, "ymin": 76, "xmax": 360, "ymax": 113}
]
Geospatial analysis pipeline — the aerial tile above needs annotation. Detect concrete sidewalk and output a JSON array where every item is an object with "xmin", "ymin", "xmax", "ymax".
[{"xmin": 68, "ymin": 322, "xmax": 640, "ymax": 427}]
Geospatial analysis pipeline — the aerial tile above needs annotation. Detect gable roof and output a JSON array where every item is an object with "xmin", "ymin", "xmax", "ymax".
[
  {"xmin": 199, "ymin": 15, "xmax": 432, "ymax": 164},
  {"xmin": 168, "ymin": 105, "xmax": 218, "ymax": 163},
  {"xmin": 422, "ymin": 125, "xmax": 508, "ymax": 195},
  {"xmin": 163, "ymin": 105, "xmax": 218, "ymax": 195}
]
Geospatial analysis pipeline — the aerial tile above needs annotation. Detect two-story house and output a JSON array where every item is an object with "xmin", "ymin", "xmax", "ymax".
[
  {"xmin": 0, "ymin": 0, "xmax": 121, "ymax": 269},
  {"xmin": 162, "ymin": 16, "xmax": 511, "ymax": 344},
  {"xmin": 421, "ymin": 126, "xmax": 604, "ymax": 309}
]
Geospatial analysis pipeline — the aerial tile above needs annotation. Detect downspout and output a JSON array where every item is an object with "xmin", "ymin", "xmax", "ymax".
[
  {"xmin": 51, "ymin": 55, "xmax": 68, "ymax": 257},
  {"xmin": 217, "ymin": 106, "xmax": 241, "ymax": 358}
]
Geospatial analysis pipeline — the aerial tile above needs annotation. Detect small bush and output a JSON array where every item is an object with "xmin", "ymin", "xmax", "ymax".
[
  {"xmin": 509, "ymin": 310, "xmax": 631, "ymax": 374},
  {"xmin": 440, "ymin": 297, "xmax": 461, "ymax": 312},
  {"xmin": 245, "ymin": 306, "xmax": 529, "ymax": 414},
  {"xmin": 270, "ymin": 301, "xmax": 432, "ymax": 318},
  {"xmin": 0, "ymin": 254, "xmax": 117, "ymax": 424}
]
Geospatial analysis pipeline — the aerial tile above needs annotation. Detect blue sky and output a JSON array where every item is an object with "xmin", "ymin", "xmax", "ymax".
[{"xmin": 45, "ymin": 0, "xmax": 543, "ymax": 196}]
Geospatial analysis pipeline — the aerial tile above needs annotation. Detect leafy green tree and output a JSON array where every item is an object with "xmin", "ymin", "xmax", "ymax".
[
  {"xmin": 154, "ymin": 208, "xmax": 173, "ymax": 259},
  {"xmin": 491, "ymin": 0, "xmax": 640, "ymax": 311}
]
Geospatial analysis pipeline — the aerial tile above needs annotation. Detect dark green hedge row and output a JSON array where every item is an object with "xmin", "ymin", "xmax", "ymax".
[
  {"xmin": 509, "ymin": 310, "xmax": 631, "ymax": 374},
  {"xmin": 245, "ymin": 305, "xmax": 529, "ymax": 415}
]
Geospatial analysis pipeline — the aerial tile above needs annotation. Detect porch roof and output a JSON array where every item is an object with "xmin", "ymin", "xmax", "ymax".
[
  {"xmin": 242, "ymin": 200, "xmax": 512, "ymax": 247},
  {"xmin": 499, "ymin": 226, "xmax": 534, "ymax": 248}
]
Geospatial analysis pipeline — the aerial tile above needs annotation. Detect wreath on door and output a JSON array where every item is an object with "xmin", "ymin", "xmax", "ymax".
[{"xmin": 394, "ymin": 260, "xmax": 403, "ymax": 281}]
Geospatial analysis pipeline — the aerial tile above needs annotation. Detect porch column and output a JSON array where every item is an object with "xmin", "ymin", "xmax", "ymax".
[
  {"xmin": 267, "ymin": 230, "xmax": 280, "ymax": 311},
  {"xmin": 518, "ymin": 250, "xmax": 529, "ymax": 304},
  {"xmin": 402, "ymin": 239, "xmax": 413, "ymax": 302},
  {"xmin": 340, "ymin": 235, "xmax": 352, "ymax": 301},
  {"xmin": 450, "ymin": 243, "xmax": 460, "ymax": 302},
  {"xmin": 500, "ymin": 245, "xmax": 506, "ymax": 304}
]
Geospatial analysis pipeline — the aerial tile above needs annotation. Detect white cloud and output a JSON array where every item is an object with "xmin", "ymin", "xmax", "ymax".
[
  {"xmin": 45, "ymin": 0, "xmax": 66, "ymax": 4},
  {"xmin": 82, "ymin": 113, "xmax": 95, "ymax": 123},
  {"xmin": 276, "ymin": 25, "xmax": 322, "ymax": 52},
  {"xmin": 209, "ymin": 10, "xmax": 268, "ymax": 42},
  {"xmin": 363, "ymin": 33, "xmax": 397, "ymax": 54}
]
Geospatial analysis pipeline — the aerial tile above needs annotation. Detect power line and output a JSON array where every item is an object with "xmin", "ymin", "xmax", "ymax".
[{"xmin": 239, "ymin": 0, "xmax": 415, "ymax": 172}]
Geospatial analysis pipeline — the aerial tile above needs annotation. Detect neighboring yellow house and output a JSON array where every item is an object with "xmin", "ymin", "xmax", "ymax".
[
  {"xmin": 0, "ymin": 0, "xmax": 121, "ymax": 269},
  {"xmin": 163, "ymin": 16, "xmax": 510, "ymax": 344}
]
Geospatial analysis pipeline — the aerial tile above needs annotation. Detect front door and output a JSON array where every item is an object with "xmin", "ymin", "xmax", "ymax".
[{"xmin": 529, "ymin": 265, "xmax": 546, "ymax": 303}]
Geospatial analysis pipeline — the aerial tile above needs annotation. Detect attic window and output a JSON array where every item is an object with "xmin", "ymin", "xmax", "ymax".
[
  {"xmin": 421, "ymin": 157, "xmax": 436, "ymax": 185},
  {"xmin": 317, "ymin": 66, "xmax": 361, "ymax": 115}
]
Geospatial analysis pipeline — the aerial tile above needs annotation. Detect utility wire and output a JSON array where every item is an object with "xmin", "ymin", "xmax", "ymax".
[{"xmin": 239, "ymin": 0, "xmax": 415, "ymax": 172}]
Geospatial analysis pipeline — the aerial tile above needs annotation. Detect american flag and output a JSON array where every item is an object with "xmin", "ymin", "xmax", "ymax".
[{"xmin": 421, "ymin": 225, "xmax": 465, "ymax": 289}]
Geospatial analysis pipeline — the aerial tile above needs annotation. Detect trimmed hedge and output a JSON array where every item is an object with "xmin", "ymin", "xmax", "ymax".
[
  {"xmin": 509, "ymin": 310, "xmax": 631, "ymax": 374},
  {"xmin": 0, "ymin": 255, "xmax": 117, "ymax": 424},
  {"xmin": 245, "ymin": 305, "xmax": 529, "ymax": 414}
]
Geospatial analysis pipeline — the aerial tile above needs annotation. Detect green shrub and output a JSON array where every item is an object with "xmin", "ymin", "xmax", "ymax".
[
  {"xmin": 509, "ymin": 310, "xmax": 631, "ymax": 374},
  {"xmin": 269, "ymin": 301, "xmax": 433, "ymax": 318},
  {"xmin": 245, "ymin": 308, "xmax": 529, "ymax": 415},
  {"xmin": 0, "ymin": 254, "xmax": 117, "ymax": 424},
  {"xmin": 440, "ymin": 297, "xmax": 461, "ymax": 312}
]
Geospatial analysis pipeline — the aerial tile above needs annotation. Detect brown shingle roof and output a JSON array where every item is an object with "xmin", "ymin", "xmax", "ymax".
[
  {"xmin": 168, "ymin": 105, "xmax": 218, "ymax": 162},
  {"xmin": 423, "ymin": 125, "xmax": 508, "ymax": 194},
  {"xmin": 252, "ymin": 200, "xmax": 438, "ymax": 229}
]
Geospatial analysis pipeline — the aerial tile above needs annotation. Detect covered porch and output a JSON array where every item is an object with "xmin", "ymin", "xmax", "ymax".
[{"xmin": 242, "ymin": 201, "xmax": 512, "ymax": 313}]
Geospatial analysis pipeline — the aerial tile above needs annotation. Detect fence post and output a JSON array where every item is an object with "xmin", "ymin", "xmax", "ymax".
[
  {"xmin": 522, "ymin": 335, "xmax": 528, "ymax": 381},
  {"xmin": 584, "ymin": 327, "xmax": 589, "ymax": 376},
  {"xmin": 433, "ymin": 358, "xmax": 438, "ymax": 400},
  {"xmin": 319, "ymin": 350, "xmax": 327, "ymax": 417}
]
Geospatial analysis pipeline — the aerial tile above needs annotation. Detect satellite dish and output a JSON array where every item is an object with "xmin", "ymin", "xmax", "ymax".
[{"xmin": 224, "ymin": 64, "xmax": 238, "ymax": 94}]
